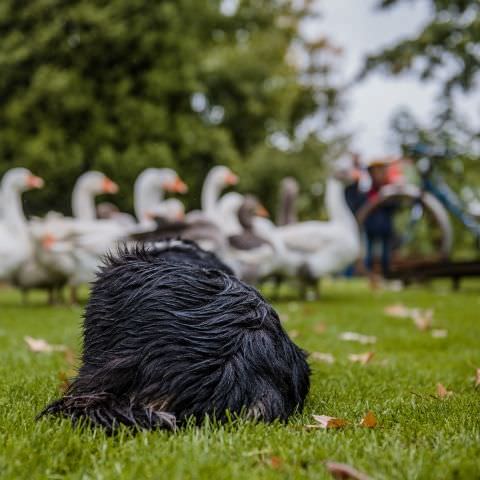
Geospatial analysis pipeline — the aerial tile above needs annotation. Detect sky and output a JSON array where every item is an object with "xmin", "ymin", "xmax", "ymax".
[{"xmin": 303, "ymin": 0, "xmax": 478, "ymax": 158}]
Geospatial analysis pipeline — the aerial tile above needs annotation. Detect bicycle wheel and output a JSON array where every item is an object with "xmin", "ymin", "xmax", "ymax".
[{"xmin": 356, "ymin": 184, "xmax": 453, "ymax": 263}]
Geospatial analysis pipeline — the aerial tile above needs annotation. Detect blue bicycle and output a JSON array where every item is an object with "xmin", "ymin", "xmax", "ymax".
[{"xmin": 357, "ymin": 144, "xmax": 480, "ymax": 263}]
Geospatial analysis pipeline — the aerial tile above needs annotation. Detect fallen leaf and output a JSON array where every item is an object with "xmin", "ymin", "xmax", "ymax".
[
  {"xmin": 308, "ymin": 414, "xmax": 348, "ymax": 429},
  {"xmin": 339, "ymin": 332, "xmax": 376, "ymax": 345},
  {"xmin": 475, "ymin": 369, "xmax": 480, "ymax": 388},
  {"xmin": 311, "ymin": 352, "xmax": 335, "ymax": 364},
  {"xmin": 58, "ymin": 371, "xmax": 73, "ymax": 394},
  {"xmin": 411, "ymin": 309, "xmax": 434, "ymax": 331},
  {"xmin": 359, "ymin": 411, "xmax": 377, "ymax": 428},
  {"xmin": 314, "ymin": 322, "xmax": 327, "ymax": 334},
  {"xmin": 431, "ymin": 329, "xmax": 448, "ymax": 338},
  {"xmin": 348, "ymin": 352, "xmax": 375, "ymax": 365},
  {"xmin": 436, "ymin": 383, "xmax": 453, "ymax": 399},
  {"xmin": 384, "ymin": 303, "xmax": 411, "ymax": 318},
  {"xmin": 288, "ymin": 330, "xmax": 299, "ymax": 339},
  {"xmin": 269, "ymin": 456, "xmax": 283, "ymax": 469},
  {"xmin": 303, "ymin": 305, "xmax": 314, "ymax": 315},
  {"xmin": 24, "ymin": 336, "xmax": 67, "ymax": 353},
  {"xmin": 325, "ymin": 461, "xmax": 371, "ymax": 480}
]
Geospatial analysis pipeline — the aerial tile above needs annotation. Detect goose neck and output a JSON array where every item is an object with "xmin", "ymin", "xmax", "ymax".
[{"xmin": 72, "ymin": 181, "xmax": 96, "ymax": 221}]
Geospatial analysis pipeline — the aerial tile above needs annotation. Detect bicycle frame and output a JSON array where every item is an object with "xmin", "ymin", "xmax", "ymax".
[{"xmin": 423, "ymin": 175, "xmax": 480, "ymax": 239}]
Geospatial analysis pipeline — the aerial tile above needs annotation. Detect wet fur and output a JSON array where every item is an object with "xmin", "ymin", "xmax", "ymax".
[{"xmin": 39, "ymin": 241, "xmax": 310, "ymax": 432}]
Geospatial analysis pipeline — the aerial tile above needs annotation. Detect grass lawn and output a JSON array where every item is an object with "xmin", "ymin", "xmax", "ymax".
[{"xmin": 0, "ymin": 279, "xmax": 479, "ymax": 479}]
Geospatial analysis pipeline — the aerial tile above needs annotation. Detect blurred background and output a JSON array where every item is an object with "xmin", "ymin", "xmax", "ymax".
[{"xmin": 1, "ymin": 0, "xmax": 479, "ymax": 256}]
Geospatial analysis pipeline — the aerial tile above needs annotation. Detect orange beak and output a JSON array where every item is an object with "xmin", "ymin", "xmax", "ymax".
[
  {"xmin": 225, "ymin": 171, "xmax": 238, "ymax": 186},
  {"xmin": 164, "ymin": 177, "xmax": 188, "ymax": 194},
  {"xmin": 102, "ymin": 177, "xmax": 119, "ymax": 194},
  {"xmin": 42, "ymin": 233, "xmax": 56, "ymax": 250},
  {"xmin": 255, "ymin": 204, "xmax": 269, "ymax": 218},
  {"xmin": 27, "ymin": 175, "xmax": 44, "ymax": 189}
]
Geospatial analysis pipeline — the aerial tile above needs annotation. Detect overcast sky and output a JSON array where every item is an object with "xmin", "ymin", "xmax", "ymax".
[{"xmin": 303, "ymin": 0, "xmax": 479, "ymax": 158}]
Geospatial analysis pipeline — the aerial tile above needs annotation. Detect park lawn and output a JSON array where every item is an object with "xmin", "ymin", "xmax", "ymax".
[{"xmin": 0, "ymin": 280, "xmax": 479, "ymax": 480}]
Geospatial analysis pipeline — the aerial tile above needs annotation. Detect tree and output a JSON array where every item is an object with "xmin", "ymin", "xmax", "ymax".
[
  {"xmin": 360, "ymin": 0, "xmax": 480, "ymax": 125},
  {"xmin": 0, "ymin": 0, "xmax": 343, "ymax": 216},
  {"xmin": 361, "ymin": 0, "xmax": 480, "ymax": 216}
]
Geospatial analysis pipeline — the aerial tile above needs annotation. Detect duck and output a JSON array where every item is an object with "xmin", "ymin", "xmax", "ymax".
[
  {"xmin": 28, "ymin": 171, "xmax": 132, "ymax": 303},
  {"xmin": 274, "ymin": 165, "xmax": 361, "ymax": 294},
  {"xmin": 211, "ymin": 194, "xmax": 278, "ymax": 283},
  {"xmin": 134, "ymin": 168, "xmax": 187, "ymax": 228},
  {"xmin": 72, "ymin": 171, "xmax": 119, "ymax": 221},
  {"xmin": 228, "ymin": 195, "xmax": 270, "ymax": 251},
  {"xmin": 130, "ymin": 211, "xmax": 227, "ymax": 255},
  {"xmin": 143, "ymin": 199, "xmax": 186, "ymax": 225},
  {"xmin": 96, "ymin": 202, "xmax": 137, "ymax": 229},
  {"xmin": 0, "ymin": 168, "xmax": 45, "ymax": 291},
  {"xmin": 13, "ymin": 171, "xmax": 120, "ymax": 303},
  {"xmin": 185, "ymin": 166, "xmax": 238, "ymax": 227},
  {"xmin": 200, "ymin": 165, "xmax": 238, "ymax": 218},
  {"xmin": 276, "ymin": 177, "xmax": 299, "ymax": 226},
  {"xmin": 132, "ymin": 166, "xmax": 238, "ymax": 253}
]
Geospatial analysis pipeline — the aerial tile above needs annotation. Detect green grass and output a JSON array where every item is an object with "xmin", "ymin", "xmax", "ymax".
[{"xmin": 0, "ymin": 280, "xmax": 479, "ymax": 480}]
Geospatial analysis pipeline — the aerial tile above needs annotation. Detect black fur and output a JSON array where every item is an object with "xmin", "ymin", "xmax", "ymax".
[{"xmin": 39, "ymin": 241, "xmax": 310, "ymax": 432}]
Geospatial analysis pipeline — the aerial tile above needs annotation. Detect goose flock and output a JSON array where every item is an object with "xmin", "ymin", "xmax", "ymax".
[{"xmin": 0, "ymin": 163, "xmax": 361, "ymax": 303}]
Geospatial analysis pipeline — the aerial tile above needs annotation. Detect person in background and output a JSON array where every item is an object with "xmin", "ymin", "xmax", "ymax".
[
  {"xmin": 343, "ymin": 152, "xmax": 367, "ymax": 277},
  {"xmin": 344, "ymin": 152, "xmax": 367, "ymax": 214},
  {"xmin": 363, "ymin": 157, "xmax": 401, "ymax": 285}
]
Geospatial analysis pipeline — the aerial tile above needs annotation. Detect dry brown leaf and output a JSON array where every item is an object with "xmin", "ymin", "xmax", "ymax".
[
  {"xmin": 348, "ymin": 352, "xmax": 375, "ymax": 365},
  {"xmin": 269, "ymin": 456, "xmax": 283, "ymax": 469},
  {"xmin": 311, "ymin": 352, "xmax": 335, "ymax": 364},
  {"xmin": 302, "ymin": 305, "xmax": 314, "ymax": 315},
  {"xmin": 384, "ymin": 303, "xmax": 411, "ymax": 318},
  {"xmin": 314, "ymin": 322, "xmax": 327, "ymax": 334},
  {"xmin": 288, "ymin": 329, "xmax": 299, "ymax": 339},
  {"xmin": 436, "ymin": 383, "xmax": 453, "ymax": 399},
  {"xmin": 24, "ymin": 336, "xmax": 67, "ymax": 353},
  {"xmin": 475, "ymin": 368, "xmax": 480, "ymax": 388},
  {"xmin": 431, "ymin": 329, "xmax": 448, "ymax": 338},
  {"xmin": 310, "ymin": 414, "xmax": 348, "ymax": 429},
  {"xmin": 359, "ymin": 411, "xmax": 377, "ymax": 428},
  {"xmin": 57, "ymin": 371, "xmax": 73, "ymax": 394},
  {"xmin": 411, "ymin": 309, "xmax": 434, "ymax": 331},
  {"xmin": 339, "ymin": 332, "xmax": 376, "ymax": 345},
  {"xmin": 325, "ymin": 461, "xmax": 371, "ymax": 480}
]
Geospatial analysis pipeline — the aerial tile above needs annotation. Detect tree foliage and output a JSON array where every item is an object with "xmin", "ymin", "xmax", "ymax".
[
  {"xmin": 362, "ymin": 0, "xmax": 480, "ymax": 99},
  {"xmin": 0, "ymin": 0, "xmax": 342, "ymax": 216},
  {"xmin": 362, "ymin": 0, "xmax": 480, "ymax": 227}
]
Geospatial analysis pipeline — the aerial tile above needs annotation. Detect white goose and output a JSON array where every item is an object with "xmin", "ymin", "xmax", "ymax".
[
  {"xmin": 36, "ymin": 168, "xmax": 187, "ymax": 302},
  {"xmin": 186, "ymin": 166, "xmax": 238, "ymax": 228},
  {"xmin": 201, "ymin": 165, "xmax": 238, "ymax": 217},
  {"xmin": 275, "ymin": 167, "xmax": 361, "ymax": 281},
  {"xmin": 134, "ymin": 168, "xmax": 187, "ymax": 228},
  {"xmin": 72, "ymin": 171, "xmax": 119, "ymax": 220},
  {"xmin": 28, "ymin": 172, "xmax": 126, "ymax": 302},
  {"xmin": 12, "ymin": 171, "xmax": 120, "ymax": 302},
  {"xmin": 0, "ymin": 168, "xmax": 44, "ymax": 282}
]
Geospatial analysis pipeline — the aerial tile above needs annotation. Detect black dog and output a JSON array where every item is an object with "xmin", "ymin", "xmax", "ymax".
[{"xmin": 40, "ymin": 241, "xmax": 310, "ymax": 431}]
